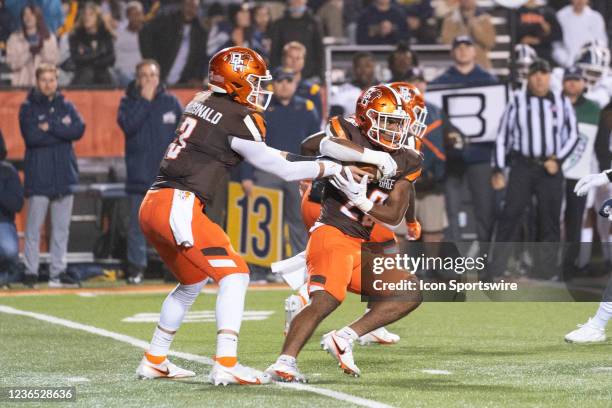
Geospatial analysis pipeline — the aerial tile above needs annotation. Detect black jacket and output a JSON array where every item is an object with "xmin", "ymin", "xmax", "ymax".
[
  {"xmin": 19, "ymin": 89, "xmax": 85, "ymax": 197},
  {"xmin": 117, "ymin": 81, "xmax": 182, "ymax": 193},
  {"xmin": 0, "ymin": 130, "xmax": 24, "ymax": 223},
  {"xmin": 139, "ymin": 12, "xmax": 208, "ymax": 83},
  {"xmin": 69, "ymin": 26, "xmax": 116, "ymax": 85},
  {"xmin": 269, "ymin": 10, "xmax": 324, "ymax": 80}
]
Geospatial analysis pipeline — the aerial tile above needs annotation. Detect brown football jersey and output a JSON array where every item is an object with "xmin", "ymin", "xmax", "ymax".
[
  {"xmin": 319, "ymin": 116, "xmax": 422, "ymax": 240},
  {"xmin": 152, "ymin": 91, "xmax": 266, "ymax": 203}
]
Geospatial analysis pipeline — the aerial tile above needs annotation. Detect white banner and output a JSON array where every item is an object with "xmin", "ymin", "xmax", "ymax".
[{"xmin": 426, "ymin": 83, "xmax": 509, "ymax": 144}]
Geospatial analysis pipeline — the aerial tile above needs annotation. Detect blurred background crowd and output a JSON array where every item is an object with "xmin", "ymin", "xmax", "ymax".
[{"xmin": 1, "ymin": 0, "xmax": 612, "ymax": 287}]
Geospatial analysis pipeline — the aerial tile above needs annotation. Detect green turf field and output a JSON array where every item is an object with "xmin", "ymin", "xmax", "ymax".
[{"xmin": 0, "ymin": 287, "xmax": 611, "ymax": 408}]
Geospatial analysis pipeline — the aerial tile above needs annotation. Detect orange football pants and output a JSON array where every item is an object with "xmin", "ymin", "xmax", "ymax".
[{"xmin": 139, "ymin": 188, "xmax": 248, "ymax": 285}]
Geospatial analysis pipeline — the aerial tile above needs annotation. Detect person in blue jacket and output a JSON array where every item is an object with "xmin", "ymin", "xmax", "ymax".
[
  {"xmin": 117, "ymin": 59, "xmax": 182, "ymax": 284},
  {"xmin": 0, "ymin": 129, "xmax": 24, "ymax": 288},
  {"xmin": 20, "ymin": 63, "xmax": 85, "ymax": 288}
]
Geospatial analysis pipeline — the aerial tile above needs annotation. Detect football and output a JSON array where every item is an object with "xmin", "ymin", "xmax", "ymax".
[{"xmin": 344, "ymin": 162, "xmax": 383, "ymax": 182}]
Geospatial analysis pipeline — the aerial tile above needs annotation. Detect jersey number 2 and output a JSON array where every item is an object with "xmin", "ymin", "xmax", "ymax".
[{"xmin": 165, "ymin": 117, "xmax": 197, "ymax": 160}]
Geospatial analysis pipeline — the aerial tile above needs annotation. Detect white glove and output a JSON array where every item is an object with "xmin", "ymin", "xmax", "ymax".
[
  {"xmin": 574, "ymin": 172, "xmax": 611, "ymax": 197},
  {"xmin": 330, "ymin": 167, "xmax": 373, "ymax": 213},
  {"xmin": 316, "ymin": 159, "xmax": 342, "ymax": 178},
  {"xmin": 361, "ymin": 148, "xmax": 397, "ymax": 178}
]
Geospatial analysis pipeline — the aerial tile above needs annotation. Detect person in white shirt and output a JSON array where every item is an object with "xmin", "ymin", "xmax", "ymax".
[
  {"xmin": 329, "ymin": 52, "xmax": 377, "ymax": 117},
  {"xmin": 553, "ymin": 0, "xmax": 608, "ymax": 68},
  {"xmin": 114, "ymin": 1, "xmax": 144, "ymax": 86}
]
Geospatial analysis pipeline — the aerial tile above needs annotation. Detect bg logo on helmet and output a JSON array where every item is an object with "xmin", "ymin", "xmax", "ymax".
[
  {"xmin": 230, "ymin": 52, "xmax": 246, "ymax": 72},
  {"xmin": 358, "ymin": 88, "xmax": 382, "ymax": 107}
]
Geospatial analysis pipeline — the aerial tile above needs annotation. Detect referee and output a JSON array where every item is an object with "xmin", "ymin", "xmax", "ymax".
[{"xmin": 490, "ymin": 59, "xmax": 578, "ymax": 280}]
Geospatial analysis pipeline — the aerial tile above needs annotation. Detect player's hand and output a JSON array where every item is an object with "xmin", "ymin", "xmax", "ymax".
[
  {"xmin": 317, "ymin": 159, "xmax": 342, "ymax": 178},
  {"xmin": 346, "ymin": 165, "xmax": 373, "ymax": 182},
  {"xmin": 363, "ymin": 149, "xmax": 397, "ymax": 178},
  {"xmin": 39, "ymin": 122, "xmax": 49, "ymax": 132},
  {"xmin": 574, "ymin": 172, "xmax": 610, "ymax": 196},
  {"xmin": 406, "ymin": 221, "xmax": 421, "ymax": 241},
  {"xmin": 599, "ymin": 198, "xmax": 612, "ymax": 220},
  {"xmin": 330, "ymin": 167, "xmax": 373, "ymax": 213}
]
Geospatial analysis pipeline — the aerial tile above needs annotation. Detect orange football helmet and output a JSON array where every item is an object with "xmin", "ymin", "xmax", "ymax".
[
  {"xmin": 208, "ymin": 46, "xmax": 273, "ymax": 111},
  {"xmin": 355, "ymin": 84, "xmax": 411, "ymax": 150},
  {"xmin": 387, "ymin": 82, "xmax": 428, "ymax": 140}
]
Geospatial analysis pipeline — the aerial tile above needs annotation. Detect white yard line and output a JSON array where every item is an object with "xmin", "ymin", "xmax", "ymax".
[{"xmin": 0, "ymin": 305, "xmax": 395, "ymax": 408}]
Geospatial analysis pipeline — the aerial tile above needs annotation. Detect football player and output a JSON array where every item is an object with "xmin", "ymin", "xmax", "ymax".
[
  {"xmin": 564, "ymin": 170, "xmax": 612, "ymax": 343},
  {"xmin": 134, "ymin": 46, "xmax": 364, "ymax": 385},
  {"xmin": 277, "ymin": 82, "xmax": 426, "ymax": 346},
  {"xmin": 514, "ymin": 44, "xmax": 538, "ymax": 90},
  {"xmin": 266, "ymin": 84, "xmax": 425, "ymax": 382},
  {"xmin": 551, "ymin": 42, "xmax": 612, "ymax": 108}
]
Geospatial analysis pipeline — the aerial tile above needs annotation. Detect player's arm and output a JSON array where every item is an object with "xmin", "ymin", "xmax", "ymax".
[
  {"xmin": 330, "ymin": 167, "xmax": 410, "ymax": 226},
  {"xmin": 405, "ymin": 182, "xmax": 416, "ymax": 223},
  {"xmin": 301, "ymin": 131, "xmax": 325, "ymax": 156},
  {"xmin": 319, "ymin": 136, "xmax": 397, "ymax": 178},
  {"xmin": 368, "ymin": 179, "xmax": 411, "ymax": 226},
  {"xmin": 229, "ymin": 137, "xmax": 340, "ymax": 181}
]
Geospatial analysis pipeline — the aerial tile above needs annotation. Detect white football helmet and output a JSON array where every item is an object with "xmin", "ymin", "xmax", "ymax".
[{"xmin": 576, "ymin": 42, "xmax": 611, "ymax": 87}]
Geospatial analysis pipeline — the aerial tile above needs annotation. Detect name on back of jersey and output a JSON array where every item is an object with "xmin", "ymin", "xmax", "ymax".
[{"xmin": 184, "ymin": 100, "xmax": 223, "ymax": 125}]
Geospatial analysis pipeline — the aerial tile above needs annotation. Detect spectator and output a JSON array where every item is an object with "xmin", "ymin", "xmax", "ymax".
[
  {"xmin": 0, "ymin": 0, "xmax": 13, "ymax": 45},
  {"xmin": 228, "ymin": 4, "xmax": 253, "ymax": 49},
  {"xmin": 491, "ymin": 59, "xmax": 578, "ymax": 280},
  {"xmin": 430, "ymin": 35, "xmax": 497, "ymax": 244},
  {"xmin": 6, "ymin": 4, "xmax": 59, "ymax": 87},
  {"xmin": 5, "ymin": 0, "xmax": 64, "ymax": 34},
  {"xmin": 356, "ymin": 0, "xmax": 408, "ymax": 45},
  {"xmin": 241, "ymin": 67, "xmax": 320, "ymax": 258},
  {"xmin": 317, "ymin": 0, "xmax": 344, "ymax": 39},
  {"xmin": 117, "ymin": 59, "xmax": 182, "ymax": 284},
  {"xmin": 430, "ymin": 35, "xmax": 497, "ymax": 86},
  {"xmin": 329, "ymin": 51, "xmax": 377, "ymax": 117},
  {"xmin": 401, "ymin": 0, "xmax": 437, "ymax": 44},
  {"xmin": 281, "ymin": 41, "xmax": 323, "ymax": 118},
  {"xmin": 140, "ymin": 0, "xmax": 207, "ymax": 85},
  {"xmin": 113, "ymin": 1, "xmax": 144, "ymax": 87},
  {"xmin": 554, "ymin": 0, "xmax": 608, "ymax": 68},
  {"xmin": 407, "ymin": 68, "xmax": 448, "ymax": 242},
  {"xmin": 0, "ymin": 130, "xmax": 24, "ymax": 288},
  {"xmin": 517, "ymin": 0, "xmax": 563, "ymax": 65},
  {"xmin": 20, "ymin": 64, "xmax": 85, "ymax": 288},
  {"xmin": 388, "ymin": 42, "xmax": 419, "ymax": 82},
  {"xmin": 69, "ymin": 2, "xmax": 115, "ymax": 85},
  {"xmin": 205, "ymin": 2, "xmax": 230, "ymax": 58},
  {"xmin": 251, "ymin": 4, "xmax": 271, "ymax": 61},
  {"xmin": 560, "ymin": 66, "xmax": 601, "ymax": 277},
  {"xmin": 269, "ymin": 0, "xmax": 324, "ymax": 80},
  {"xmin": 440, "ymin": 0, "xmax": 496, "ymax": 69}
]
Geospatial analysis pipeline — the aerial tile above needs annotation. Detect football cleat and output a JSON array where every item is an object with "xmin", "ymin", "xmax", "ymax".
[
  {"xmin": 358, "ymin": 327, "xmax": 400, "ymax": 346},
  {"xmin": 321, "ymin": 331, "xmax": 361, "ymax": 377},
  {"xmin": 565, "ymin": 319, "xmax": 607, "ymax": 344},
  {"xmin": 209, "ymin": 362, "xmax": 271, "ymax": 386},
  {"xmin": 265, "ymin": 360, "xmax": 307, "ymax": 383},
  {"xmin": 284, "ymin": 294, "xmax": 306, "ymax": 336},
  {"xmin": 136, "ymin": 356, "xmax": 196, "ymax": 379}
]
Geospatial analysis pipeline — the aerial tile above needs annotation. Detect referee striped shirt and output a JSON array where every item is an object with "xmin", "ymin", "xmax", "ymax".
[{"xmin": 494, "ymin": 90, "xmax": 578, "ymax": 169}]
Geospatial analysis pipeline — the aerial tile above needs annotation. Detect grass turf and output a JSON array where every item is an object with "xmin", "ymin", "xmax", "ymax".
[{"xmin": 0, "ymin": 288, "xmax": 611, "ymax": 407}]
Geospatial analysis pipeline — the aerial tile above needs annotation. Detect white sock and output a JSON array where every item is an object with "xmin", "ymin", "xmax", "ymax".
[
  {"xmin": 278, "ymin": 354, "xmax": 296, "ymax": 365},
  {"xmin": 148, "ymin": 280, "xmax": 206, "ymax": 356},
  {"xmin": 592, "ymin": 302, "xmax": 612, "ymax": 329},
  {"xmin": 216, "ymin": 333, "xmax": 238, "ymax": 358},
  {"xmin": 216, "ymin": 273, "xmax": 249, "ymax": 333},
  {"xmin": 148, "ymin": 326, "xmax": 175, "ymax": 357},
  {"xmin": 336, "ymin": 326, "xmax": 359, "ymax": 341}
]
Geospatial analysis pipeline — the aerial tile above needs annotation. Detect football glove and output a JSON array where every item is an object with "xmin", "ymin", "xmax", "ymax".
[
  {"xmin": 330, "ymin": 167, "xmax": 373, "ymax": 213},
  {"xmin": 574, "ymin": 171, "xmax": 611, "ymax": 196}
]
